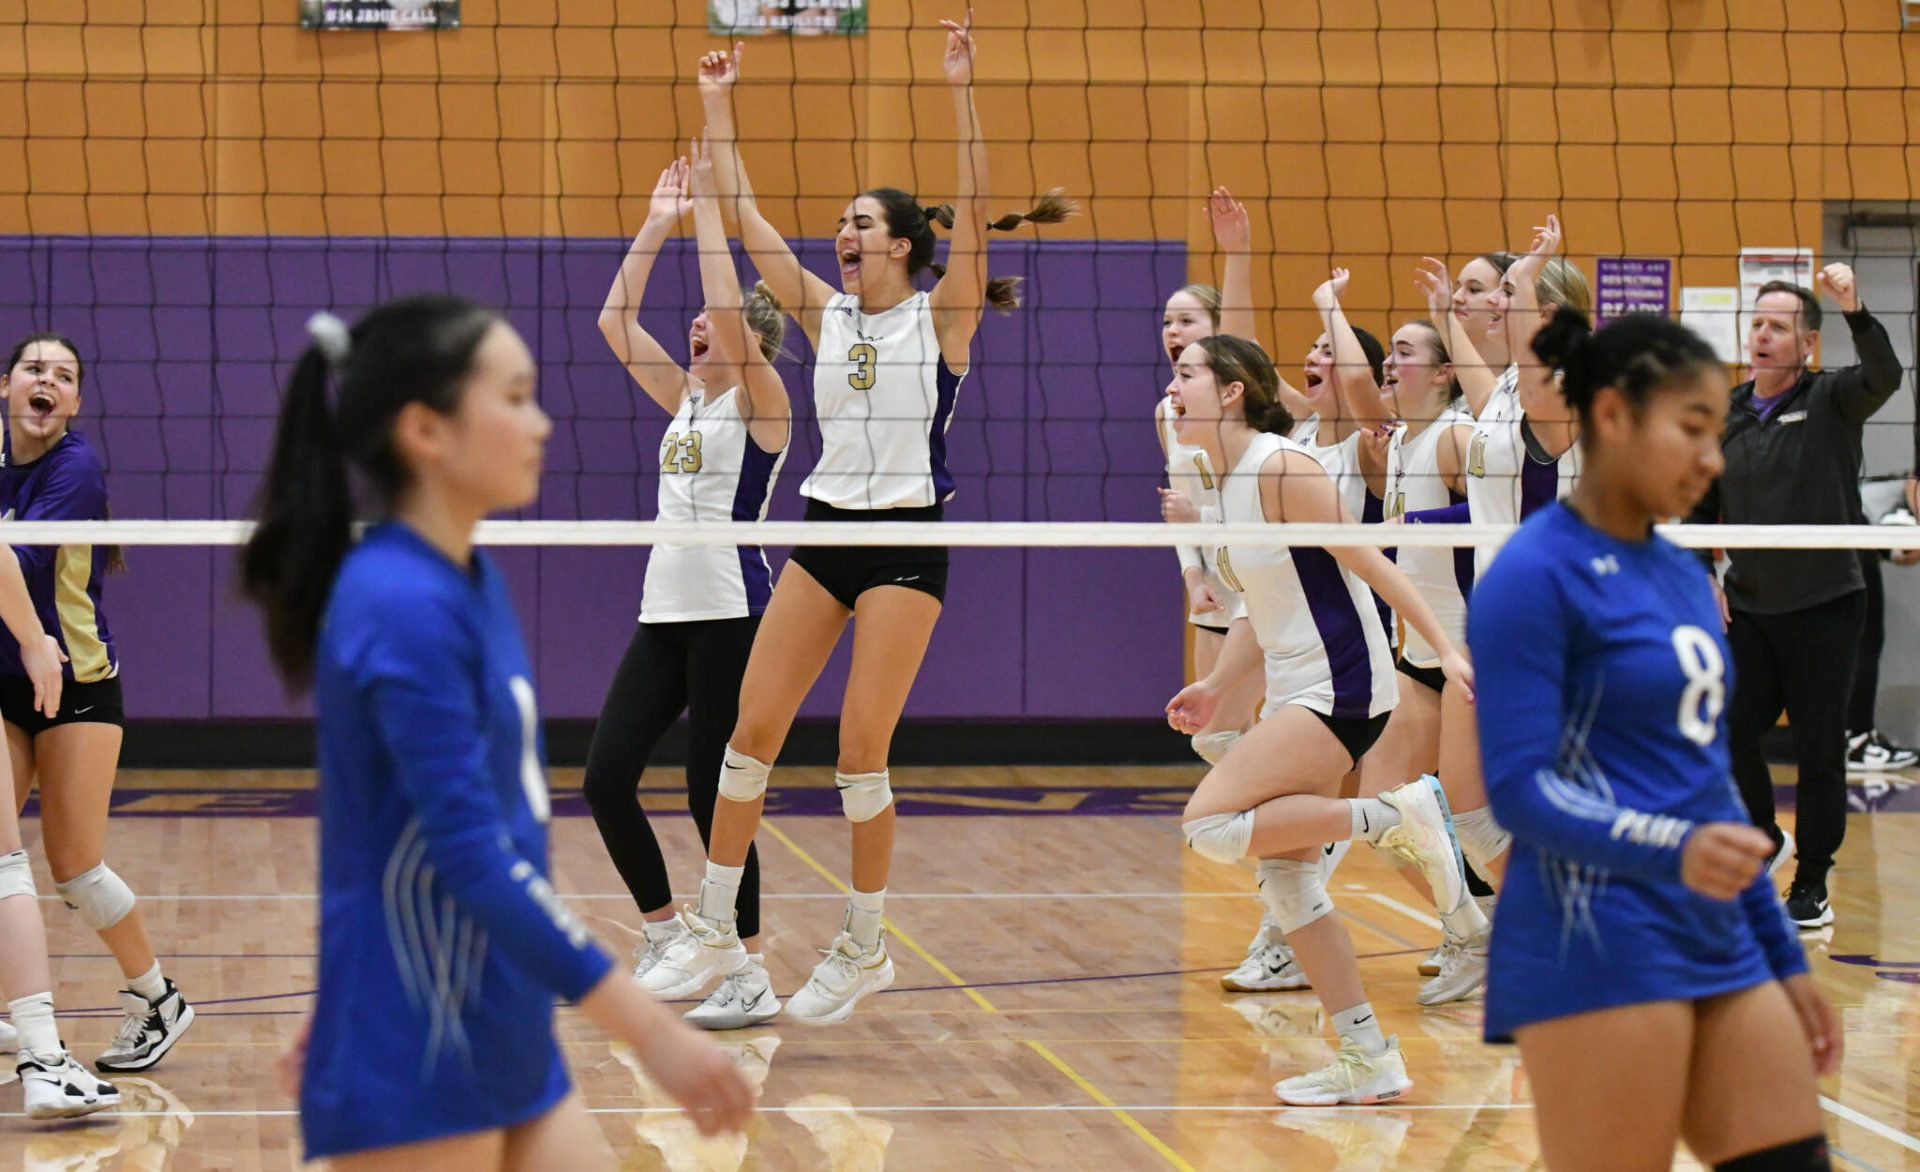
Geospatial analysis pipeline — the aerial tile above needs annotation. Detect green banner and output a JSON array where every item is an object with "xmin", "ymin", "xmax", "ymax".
[{"xmin": 709, "ymin": 0, "xmax": 867, "ymax": 36}]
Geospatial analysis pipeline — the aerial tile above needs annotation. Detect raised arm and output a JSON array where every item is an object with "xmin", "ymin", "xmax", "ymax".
[
  {"xmin": 1315, "ymin": 268, "xmax": 1391, "ymax": 438},
  {"xmin": 1507, "ymin": 215, "xmax": 1577, "ymax": 457},
  {"xmin": 1810, "ymin": 264, "xmax": 1903, "ymax": 424},
  {"xmin": 597, "ymin": 161, "xmax": 693, "ymax": 415},
  {"xmin": 928, "ymin": 11, "xmax": 990, "ymax": 369},
  {"xmin": 689, "ymin": 133, "xmax": 790, "ymax": 453},
  {"xmin": 698, "ymin": 43, "xmax": 834, "ymax": 348},
  {"xmin": 1417, "ymin": 258, "xmax": 1499, "ymax": 420},
  {"xmin": 1208, "ymin": 187, "xmax": 1256, "ymax": 340}
]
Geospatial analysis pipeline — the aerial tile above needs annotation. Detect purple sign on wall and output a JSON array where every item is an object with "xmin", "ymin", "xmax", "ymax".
[{"xmin": 1595, "ymin": 256, "xmax": 1673, "ymax": 325}]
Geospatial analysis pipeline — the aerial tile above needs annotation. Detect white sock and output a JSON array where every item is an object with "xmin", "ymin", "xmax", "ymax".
[
  {"xmin": 1331, "ymin": 1001, "xmax": 1388, "ymax": 1057},
  {"xmin": 696, "ymin": 862, "xmax": 744, "ymax": 926},
  {"xmin": 8, "ymin": 992, "xmax": 58, "ymax": 1056},
  {"xmin": 1439, "ymin": 895, "xmax": 1490, "ymax": 942},
  {"xmin": 846, "ymin": 888, "xmax": 886, "ymax": 951},
  {"xmin": 643, "ymin": 918, "xmax": 680, "ymax": 944},
  {"xmin": 128, "ymin": 962, "xmax": 166, "ymax": 1003},
  {"xmin": 1349, "ymin": 798, "xmax": 1401, "ymax": 844}
]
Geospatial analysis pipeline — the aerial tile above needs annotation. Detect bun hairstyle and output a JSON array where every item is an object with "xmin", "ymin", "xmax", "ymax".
[
  {"xmin": 1173, "ymin": 283, "xmax": 1224, "ymax": 327},
  {"xmin": 1530, "ymin": 307, "xmax": 1723, "ymax": 432},
  {"xmin": 742, "ymin": 280, "xmax": 787, "ymax": 362},
  {"xmin": 865, "ymin": 186, "xmax": 1079, "ymax": 314},
  {"xmin": 242, "ymin": 294, "xmax": 503, "ymax": 689},
  {"xmin": 1193, "ymin": 334, "xmax": 1292, "ymax": 436}
]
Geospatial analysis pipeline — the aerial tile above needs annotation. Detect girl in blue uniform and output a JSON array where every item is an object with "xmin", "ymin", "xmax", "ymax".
[
  {"xmin": 0, "ymin": 332, "xmax": 194, "ymax": 1074},
  {"xmin": 1471, "ymin": 309, "xmax": 1839, "ymax": 1172},
  {"xmin": 242, "ymin": 296, "xmax": 752, "ymax": 1168}
]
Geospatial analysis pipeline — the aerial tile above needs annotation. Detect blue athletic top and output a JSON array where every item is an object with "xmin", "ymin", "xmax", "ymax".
[
  {"xmin": 1469, "ymin": 504, "xmax": 1807, "ymax": 1043},
  {"xmin": 0, "ymin": 430, "xmax": 118, "ymax": 682},
  {"xmin": 301, "ymin": 521, "xmax": 613, "ymax": 1159}
]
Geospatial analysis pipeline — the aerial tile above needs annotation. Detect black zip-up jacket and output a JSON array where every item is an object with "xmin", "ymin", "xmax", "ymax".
[{"xmin": 1686, "ymin": 308, "xmax": 1903, "ymax": 615}]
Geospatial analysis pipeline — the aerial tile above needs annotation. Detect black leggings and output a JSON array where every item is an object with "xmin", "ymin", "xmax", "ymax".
[
  {"xmin": 1846, "ymin": 549, "xmax": 1884, "ymax": 734},
  {"xmin": 583, "ymin": 617, "xmax": 761, "ymax": 938},
  {"xmin": 1727, "ymin": 591, "xmax": 1866, "ymax": 880}
]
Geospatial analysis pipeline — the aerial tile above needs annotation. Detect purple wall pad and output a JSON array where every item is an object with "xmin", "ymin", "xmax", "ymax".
[{"xmin": 0, "ymin": 236, "xmax": 1188, "ymax": 721}]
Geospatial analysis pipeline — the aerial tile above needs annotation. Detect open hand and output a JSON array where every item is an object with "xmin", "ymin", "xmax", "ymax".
[
  {"xmin": 648, "ymin": 159, "xmax": 691, "ymax": 226},
  {"xmin": 1207, "ymin": 187, "xmax": 1251, "ymax": 253},
  {"xmin": 698, "ymin": 42, "xmax": 743, "ymax": 95}
]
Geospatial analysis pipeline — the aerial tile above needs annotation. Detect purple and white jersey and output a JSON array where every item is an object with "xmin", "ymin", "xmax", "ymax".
[
  {"xmin": 1213, "ymin": 432, "xmax": 1397, "ymax": 721},
  {"xmin": 1465, "ymin": 364, "xmax": 1581, "ymax": 578},
  {"xmin": 641, "ymin": 386, "xmax": 787, "ymax": 623}
]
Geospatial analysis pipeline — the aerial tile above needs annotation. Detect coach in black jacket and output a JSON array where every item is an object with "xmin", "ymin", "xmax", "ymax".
[{"xmin": 1687, "ymin": 263, "xmax": 1902, "ymax": 931}]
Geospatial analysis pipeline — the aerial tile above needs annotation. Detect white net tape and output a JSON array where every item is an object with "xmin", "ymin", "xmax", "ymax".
[{"xmin": 1, "ymin": 519, "xmax": 1915, "ymax": 551}]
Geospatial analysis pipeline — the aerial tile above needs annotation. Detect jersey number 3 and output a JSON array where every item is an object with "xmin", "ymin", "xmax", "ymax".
[
  {"xmin": 1671, "ymin": 626, "xmax": 1725, "ymax": 748},
  {"xmin": 848, "ymin": 343, "xmax": 878, "ymax": 391}
]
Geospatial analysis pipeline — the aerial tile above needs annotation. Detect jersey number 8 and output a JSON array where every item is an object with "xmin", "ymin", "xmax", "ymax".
[
  {"xmin": 1671, "ymin": 626, "xmax": 1725, "ymax": 748},
  {"xmin": 508, "ymin": 677, "xmax": 552, "ymax": 823},
  {"xmin": 848, "ymin": 343, "xmax": 878, "ymax": 391}
]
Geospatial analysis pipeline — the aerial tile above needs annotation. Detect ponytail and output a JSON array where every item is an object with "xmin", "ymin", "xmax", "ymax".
[
  {"xmin": 240, "ymin": 343, "xmax": 353, "ymax": 690},
  {"xmin": 1530, "ymin": 306, "xmax": 1722, "ymax": 434},
  {"xmin": 868, "ymin": 186, "xmax": 1080, "ymax": 314},
  {"xmin": 241, "ymin": 296, "xmax": 500, "ymax": 692}
]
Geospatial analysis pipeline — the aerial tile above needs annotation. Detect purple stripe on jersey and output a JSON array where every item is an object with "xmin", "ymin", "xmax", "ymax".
[
  {"xmin": 1290, "ymin": 547, "xmax": 1375, "ymax": 719},
  {"xmin": 1520, "ymin": 451, "xmax": 1561, "ymax": 520},
  {"xmin": 1362, "ymin": 490, "xmax": 1394, "ymax": 644},
  {"xmin": 731, "ymin": 437, "xmax": 783, "ymax": 615},
  {"xmin": 928, "ymin": 358, "xmax": 963, "ymax": 503},
  {"xmin": 1448, "ymin": 489, "xmax": 1475, "ymax": 603}
]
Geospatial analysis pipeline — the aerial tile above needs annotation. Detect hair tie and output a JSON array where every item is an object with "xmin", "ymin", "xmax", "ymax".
[{"xmin": 305, "ymin": 312, "xmax": 351, "ymax": 368}]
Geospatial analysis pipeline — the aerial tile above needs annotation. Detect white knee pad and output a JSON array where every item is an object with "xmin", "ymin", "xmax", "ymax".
[
  {"xmin": 1451, "ymin": 805, "xmax": 1512, "ymax": 872},
  {"xmin": 0, "ymin": 849, "xmax": 35, "ymax": 901},
  {"xmin": 1320, "ymin": 838, "xmax": 1353, "ymax": 882},
  {"xmin": 1190, "ymin": 729, "xmax": 1241, "ymax": 767},
  {"xmin": 55, "ymin": 862, "xmax": 136, "ymax": 931},
  {"xmin": 1255, "ymin": 858, "xmax": 1335, "ymax": 934},
  {"xmin": 837, "ymin": 771, "xmax": 893, "ymax": 823},
  {"xmin": 717, "ymin": 745, "xmax": 772, "ymax": 802},
  {"xmin": 1182, "ymin": 809, "xmax": 1255, "ymax": 865}
]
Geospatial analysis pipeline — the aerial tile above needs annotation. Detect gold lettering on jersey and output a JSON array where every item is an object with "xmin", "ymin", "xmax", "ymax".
[
  {"xmin": 848, "ymin": 342, "xmax": 878, "ymax": 391},
  {"xmin": 660, "ymin": 430, "xmax": 704, "ymax": 474},
  {"xmin": 1216, "ymin": 546, "xmax": 1246, "ymax": 593},
  {"xmin": 1387, "ymin": 491, "xmax": 1406, "ymax": 519},
  {"xmin": 1192, "ymin": 453, "xmax": 1213, "ymax": 492},
  {"xmin": 1467, "ymin": 433, "xmax": 1487, "ymax": 479}
]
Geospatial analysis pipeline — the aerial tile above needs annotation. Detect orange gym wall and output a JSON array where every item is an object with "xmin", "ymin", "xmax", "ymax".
[{"xmin": 1, "ymin": 0, "xmax": 1915, "ymax": 337}]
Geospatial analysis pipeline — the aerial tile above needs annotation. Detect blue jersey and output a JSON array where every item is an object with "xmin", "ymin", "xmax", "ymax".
[
  {"xmin": 0, "ymin": 430, "xmax": 117, "ymax": 682},
  {"xmin": 1469, "ymin": 504, "xmax": 1806, "ymax": 1043},
  {"xmin": 301, "ymin": 522, "xmax": 612, "ymax": 1159}
]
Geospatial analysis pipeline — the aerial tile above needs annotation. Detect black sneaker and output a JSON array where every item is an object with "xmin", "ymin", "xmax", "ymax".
[
  {"xmin": 1847, "ymin": 730, "xmax": 1919, "ymax": 771},
  {"xmin": 96, "ymin": 979, "xmax": 194, "ymax": 1073},
  {"xmin": 1785, "ymin": 881, "xmax": 1834, "ymax": 930}
]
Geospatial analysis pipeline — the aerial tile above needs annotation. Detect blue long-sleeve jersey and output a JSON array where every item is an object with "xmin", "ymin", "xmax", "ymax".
[
  {"xmin": 300, "ymin": 521, "xmax": 612, "ymax": 1159},
  {"xmin": 1469, "ymin": 503, "xmax": 1806, "ymax": 1043}
]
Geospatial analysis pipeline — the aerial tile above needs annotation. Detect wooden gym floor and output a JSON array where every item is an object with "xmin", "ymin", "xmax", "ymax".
[{"xmin": 1, "ymin": 765, "xmax": 1916, "ymax": 1171}]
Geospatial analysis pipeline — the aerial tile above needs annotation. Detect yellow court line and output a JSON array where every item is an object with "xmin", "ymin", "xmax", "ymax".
[{"xmin": 761, "ymin": 819, "xmax": 1202, "ymax": 1172}]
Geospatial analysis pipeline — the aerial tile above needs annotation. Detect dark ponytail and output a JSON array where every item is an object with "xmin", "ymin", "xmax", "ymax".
[
  {"xmin": 868, "ymin": 186, "xmax": 1080, "ymax": 314},
  {"xmin": 241, "ymin": 295, "xmax": 501, "ymax": 690},
  {"xmin": 1530, "ymin": 306, "xmax": 1723, "ymax": 433},
  {"xmin": 1193, "ymin": 334, "xmax": 1291, "ymax": 436}
]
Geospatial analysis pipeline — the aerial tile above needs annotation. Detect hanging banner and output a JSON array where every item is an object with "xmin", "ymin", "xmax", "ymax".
[
  {"xmin": 300, "ymin": 0, "xmax": 460, "ymax": 30},
  {"xmin": 709, "ymin": 0, "xmax": 868, "ymax": 35},
  {"xmin": 1594, "ymin": 257, "xmax": 1673, "ymax": 325}
]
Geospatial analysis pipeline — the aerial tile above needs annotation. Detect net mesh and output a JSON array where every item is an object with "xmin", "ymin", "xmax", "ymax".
[{"xmin": 0, "ymin": 2, "xmax": 1916, "ymax": 725}]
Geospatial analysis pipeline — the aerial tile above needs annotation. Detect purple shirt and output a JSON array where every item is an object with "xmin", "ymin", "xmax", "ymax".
[{"xmin": 0, "ymin": 430, "xmax": 117, "ymax": 682}]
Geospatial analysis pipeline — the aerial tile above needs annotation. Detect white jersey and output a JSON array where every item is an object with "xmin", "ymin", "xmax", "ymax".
[
  {"xmin": 641, "ymin": 387, "xmax": 788, "ymax": 623},
  {"xmin": 804, "ymin": 291, "xmax": 961, "ymax": 509},
  {"xmin": 1464, "ymin": 365, "xmax": 1580, "ymax": 578},
  {"xmin": 1215, "ymin": 433, "xmax": 1397, "ymax": 721},
  {"xmin": 1301, "ymin": 430, "xmax": 1368, "ymax": 520},
  {"xmin": 1385, "ymin": 408, "xmax": 1475, "ymax": 668},
  {"xmin": 1159, "ymin": 398, "xmax": 1242, "ymax": 628}
]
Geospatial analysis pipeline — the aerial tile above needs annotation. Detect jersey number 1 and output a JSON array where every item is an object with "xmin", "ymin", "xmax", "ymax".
[
  {"xmin": 1671, "ymin": 626, "xmax": 1725, "ymax": 748},
  {"xmin": 508, "ymin": 677, "xmax": 552, "ymax": 823}
]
